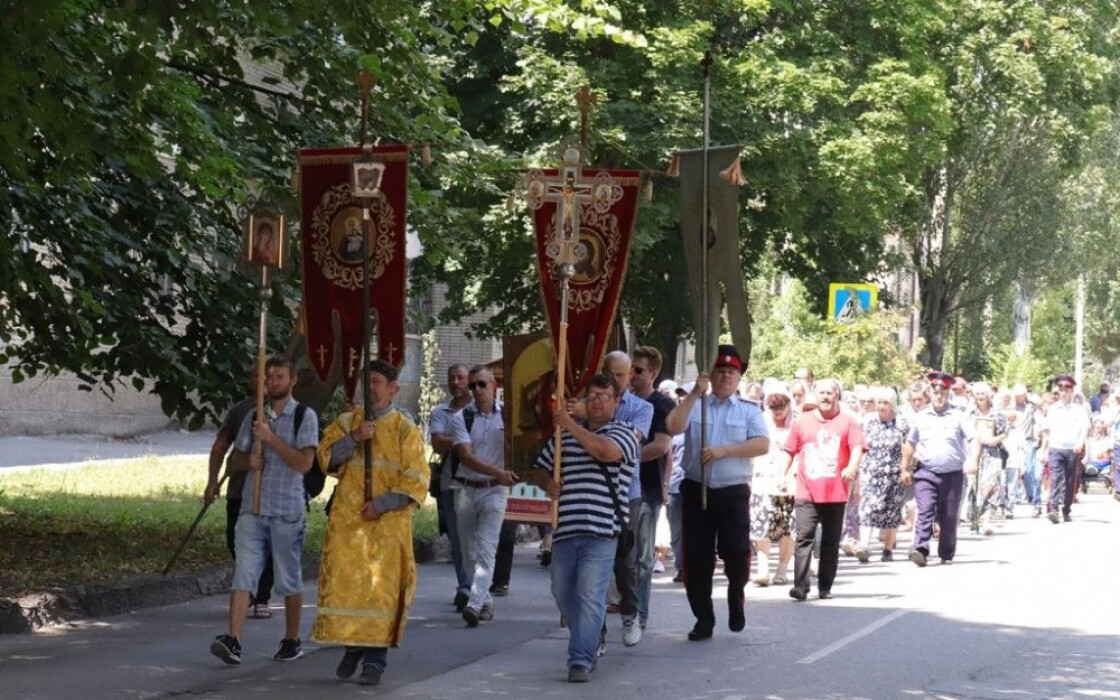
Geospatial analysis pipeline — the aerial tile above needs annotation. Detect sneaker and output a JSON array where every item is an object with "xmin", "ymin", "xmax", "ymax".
[
  {"xmin": 855, "ymin": 546, "xmax": 870, "ymax": 563},
  {"xmin": 336, "ymin": 649, "xmax": 362, "ymax": 680},
  {"xmin": 489, "ymin": 583, "xmax": 509, "ymax": 597},
  {"xmin": 274, "ymin": 638, "xmax": 303, "ymax": 662},
  {"xmin": 940, "ymin": 559, "xmax": 953, "ymax": 565},
  {"xmin": 568, "ymin": 665, "xmax": 591, "ymax": 683},
  {"xmin": 909, "ymin": 549, "xmax": 928, "ymax": 568},
  {"xmin": 479, "ymin": 603, "xmax": 494, "ymax": 622},
  {"xmin": 462, "ymin": 606, "xmax": 480, "ymax": 628},
  {"xmin": 453, "ymin": 590, "xmax": 469, "ymax": 610},
  {"xmin": 596, "ymin": 628, "xmax": 607, "ymax": 657},
  {"xmin": 621, "ymin": 614, "xmax": 641, "ymax": 646},
  {"xmin": 251, "ymin": 603, "xmax": 272, "ymax": 619},
  {"xmin": 881, "ymin": 550, "xmax": 894, "ymax": 562},
  {"xmin": 819, "ymin": 590, "xmax": 833, "ymax": 600},
  {"xmin": 1047, "ymin": 511, "xmax": 1060, "ymax": 524},
  {"xmin": 653, "ymin": 559, "xmax": 665, "ymax": 573},
  {"xmin": 359, "ymin": 664, "xmax": 382, "ymax": 686},
  {"xmin": 210, "ymin": 634, "xmax": 242, "ymax": 665}
]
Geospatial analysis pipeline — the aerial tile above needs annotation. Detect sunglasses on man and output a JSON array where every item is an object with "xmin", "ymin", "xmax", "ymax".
[{"xmin": 469, "ymin": 380, "xmax": 490, "ymax": 390}]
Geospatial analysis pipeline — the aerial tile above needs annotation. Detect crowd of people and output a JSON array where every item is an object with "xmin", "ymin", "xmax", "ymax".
[{"xmin": 202, "ymin": 349, "xmax": 1117, "ymax": 685}]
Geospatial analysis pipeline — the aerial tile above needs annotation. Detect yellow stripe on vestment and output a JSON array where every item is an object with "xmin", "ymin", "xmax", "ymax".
[{"xmin": 317, "ymin": 607, "xmax": 400, "ymax": 620}]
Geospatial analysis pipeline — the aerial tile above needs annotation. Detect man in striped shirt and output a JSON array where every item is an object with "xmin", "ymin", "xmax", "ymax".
[{"xmin": 531, "ymin": 373, "xmax": 640, "ymax": 683}]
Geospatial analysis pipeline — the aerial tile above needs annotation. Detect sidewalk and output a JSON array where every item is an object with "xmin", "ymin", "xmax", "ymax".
[{"xmin": 0, "ymin": 430, "xmax": 213, "ymax": 470}]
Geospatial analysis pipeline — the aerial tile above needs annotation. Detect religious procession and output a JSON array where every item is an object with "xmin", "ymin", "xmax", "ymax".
[{"xmin": 4, "ymin": 3, "xmax": 1120, "ymax": 699}]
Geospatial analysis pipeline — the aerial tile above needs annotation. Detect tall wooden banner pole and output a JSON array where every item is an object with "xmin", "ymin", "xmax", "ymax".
[
  {"xmin": 356, "ymin": 69, "xmax": 376, "ymax": 504},
  {"xmin": 699, "ymin": 51, "xmax": 713, "ymax": 511},
  {"xmin": 552, "ymin": 266, "xmax": 573, "ymax": 530},
  {"xmin": 252, "ymin": 264, "xmax": 271, "ymax": 516}
]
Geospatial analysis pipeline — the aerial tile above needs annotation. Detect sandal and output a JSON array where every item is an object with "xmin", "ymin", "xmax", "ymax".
[{"xmin": 252, "ymin": 603, "xmax": 273, "ymax": 619}]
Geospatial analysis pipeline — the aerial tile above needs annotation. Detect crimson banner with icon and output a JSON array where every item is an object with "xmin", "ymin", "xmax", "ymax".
[
  {"xmin": 299, "ymin": 145, "xmax": 409, "ymax": 399},
  {"xmin": 528, "ymin": 168, "xmax": 641, "ymax": 397}
]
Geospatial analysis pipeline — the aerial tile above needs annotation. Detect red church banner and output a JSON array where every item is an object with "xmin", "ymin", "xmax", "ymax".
[
  {"xmin": 528, "ymin": 167, "xmax": 641, "ymax": 396},
  {"xmin": 299, "ymin": 145, "xmax": 409, "ymax": 398}
]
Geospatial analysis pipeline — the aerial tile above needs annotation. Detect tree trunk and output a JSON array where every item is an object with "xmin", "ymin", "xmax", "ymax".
[
  {"xmin": 1012, "ymin": 279, "xmax": 1032, "ymax": 356},
  {"xmin": 918, "ymin": 274, "xmax": 950, "ymax": 370}
]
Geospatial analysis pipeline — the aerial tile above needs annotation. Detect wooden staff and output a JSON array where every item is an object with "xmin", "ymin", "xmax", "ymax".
[
  {"xmin": 163, "ymin": 474, "xmax": 228, "ymax": 575},
  {"xmin": 252, "ymin": 264, "xmax": 271, "ymax": 515},
  {"xmin": 552, "ymin": 264, "xmax": 574, "ymax": 529},
  {"xmin": 699, "ymin": 50, "xmax": 713, "ymax": 510},
  {"xmin": 357, "ymin": 69, "xmax": 375, "ymax": 504}
]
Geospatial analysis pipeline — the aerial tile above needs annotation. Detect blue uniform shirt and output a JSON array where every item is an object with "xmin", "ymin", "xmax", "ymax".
[
  {"xmin": 614, "ymin": 390, "xmax": 653, "ymax": 500},
  {"xmin": 907, "ymin": 405, "xmax": 975, "ymax": 473},
  {"xmin": 681, "ymin": 394, "xmax": 768, "ymax": 488}
]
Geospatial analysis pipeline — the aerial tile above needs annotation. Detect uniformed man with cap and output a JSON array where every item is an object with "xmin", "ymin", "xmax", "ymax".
[
  {"xmin": 899, "ymin": 371, "xmax": 981, "ymax": 566},
  {"xmin": 666, "ymin": 344, "xmax": 769, "ymax": 641},
  {"xmin": 1043, "ymin": 373, "xmax": 1090, "ymax": 523}
]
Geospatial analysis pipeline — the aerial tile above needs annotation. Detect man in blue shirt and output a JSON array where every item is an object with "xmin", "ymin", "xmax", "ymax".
[
  {"xmin": 211, "ymin": 356, "xmax": 319, "ymax": 665},
  {"xmin": 900, "ymin": 371, "xmax": 979, "ymax": 566},
  {"xmin": 667, "ymin": 344, "xmax": 769, "ymax": 641}
]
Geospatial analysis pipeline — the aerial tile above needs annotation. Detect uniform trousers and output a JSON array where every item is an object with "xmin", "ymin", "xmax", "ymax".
[
  {"xmin": 681, "ymin": 480, "xmax": 750, "ymax": 631},
  {"xmin": 1047, "ymin": 448, "xmax": 1077, "ymax": 518},
  {"xmin": 912, "ymin": 468, "xmax": 964, "ymax": 561}
]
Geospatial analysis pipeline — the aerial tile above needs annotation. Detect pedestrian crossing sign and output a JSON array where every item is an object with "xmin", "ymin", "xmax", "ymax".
[{"xmin": 828, "ymin": 283, "xmax": 878, "ymax": 322}]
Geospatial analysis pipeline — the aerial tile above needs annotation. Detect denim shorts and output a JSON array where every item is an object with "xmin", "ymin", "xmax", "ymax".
[{"xmin": 232, "ymin": 512, "xmax": 305, "ymax": 597}]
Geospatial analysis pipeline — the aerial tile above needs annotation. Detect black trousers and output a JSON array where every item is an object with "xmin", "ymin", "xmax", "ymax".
[
  {"xmin": 491, "ymin": 521, "xmax": 518, "ymax": 588},
  {"xmin": 226, "ymin": 498, "xmax": 274, "ymax": 605},
  {"xmin": 681, "ymin": 480, "xmax": 751, "ymax": 630},
  {"xmin": 793, "ymin": 500, "xmax": 845, "ymax": 594}
]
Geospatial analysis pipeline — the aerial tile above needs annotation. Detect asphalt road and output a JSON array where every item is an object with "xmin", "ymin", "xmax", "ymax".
[{"xmin": 1, "ymin": 489, "xmax": 1117, "ymax": 700}]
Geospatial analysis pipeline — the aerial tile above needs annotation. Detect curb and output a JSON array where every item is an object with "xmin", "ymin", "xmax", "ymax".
[{"xmin": 0, "ymin": 536, "xmax": 440, "ymax": 635}]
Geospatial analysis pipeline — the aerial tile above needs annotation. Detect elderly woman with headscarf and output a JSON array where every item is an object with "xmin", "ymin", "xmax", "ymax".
[
  {"xmin": 749, "ymin": 380, "xmax": 797, "ymax": 586},
  {"xmin": 854, "ymin": 386, "xmax": 909, "ymax": 562},
  {"xmin": 968, "ymin": 382, "xmax": 1007, "ymax": 535}
]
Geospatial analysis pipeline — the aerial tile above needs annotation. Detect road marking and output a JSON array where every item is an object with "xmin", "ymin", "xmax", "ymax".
[{"xmin": 797, "ymin": 609, "xmax": 910, "ymax": 664}]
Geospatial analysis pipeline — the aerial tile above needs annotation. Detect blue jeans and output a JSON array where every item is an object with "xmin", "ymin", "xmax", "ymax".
[
  {"xmin": 667, "ymin": 492, "xmax": 683, "ymax": 570},
  {"xmin": 634, "ymin": 499, "xmax": 662, "ymax": 624},
  {"xmin": 551, "ymin": 535, "xmax": 616, "ymax": 671},
  {"xmin": 347, "ymin": 646, "xmax": 388, "ymax": 672},
  {"xmin": 437, "ymin": 489, "xmax": 470, "ymax": 595},
  {"xmin": 1022, "ymin": 444, "xmax": 1043, "ymax": 505}
]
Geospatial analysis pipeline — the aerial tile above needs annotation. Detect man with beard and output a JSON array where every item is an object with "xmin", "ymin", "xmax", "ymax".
[
  {"xmin": 210, "ymin": 356, "xmax": 319, "ymax": 665},
  {"xmin": 429, "ymin": 364, "xmax": 472, "ymax": 609},
  {"xmin": 900, "ymin": 371, "xmax": 980, "ymax": 566},
  {"xmin": 666, "ymin": 345, "xmax": 769, "ymax": 640},
  {"xmin": 312, "ymin": 360, "xmax": 430, "ymax": 685},
  {"xmin": 779, "ymin": 379, "xmax": 864, "ymax": 601}
]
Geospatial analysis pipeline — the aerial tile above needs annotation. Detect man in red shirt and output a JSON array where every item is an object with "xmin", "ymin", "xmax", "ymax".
[{"xmin": 779, "ymin": 379, "xmax": 865, "ymax": 601}]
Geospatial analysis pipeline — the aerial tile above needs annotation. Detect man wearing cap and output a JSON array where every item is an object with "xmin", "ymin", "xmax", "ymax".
[
  {"xmin": 666, "ymin": 344, "xmax": 769, "ymax": 641},
  {"xmin": 900, "ymin": 371, "xmax": 980, "ymax": 566},
  {"xmin": 1044, "ymin": 374, "xmax": 1091, "ymax": 524}
]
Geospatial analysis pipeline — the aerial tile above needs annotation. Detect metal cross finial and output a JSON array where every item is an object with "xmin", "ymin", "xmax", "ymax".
[
  {"xmin": 576, "ymin": 85, "xmax": 596, "ymax": 149},
  {"xmin": 357, "ymin": 69, "xmax": 374, "ymax": 148}
]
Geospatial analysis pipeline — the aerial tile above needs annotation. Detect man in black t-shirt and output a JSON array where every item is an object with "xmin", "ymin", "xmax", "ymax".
[
  {"xmin": 629, "ymin": 347, "xmax": 675, "ymax": 631},
  {"xmin": 205, "ymin": 387, "xmax": 274, "ymax": 619}
]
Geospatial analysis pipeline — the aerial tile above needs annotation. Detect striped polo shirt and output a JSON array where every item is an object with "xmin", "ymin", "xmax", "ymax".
[{"xmin": 533, "ymin": 419, "xmax": 639, "ymax": 543}]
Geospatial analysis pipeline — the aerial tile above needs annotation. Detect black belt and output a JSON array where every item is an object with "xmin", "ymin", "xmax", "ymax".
[{"xmin": 454, "ymin": 476, "xmax": 499, "ymax": 488}]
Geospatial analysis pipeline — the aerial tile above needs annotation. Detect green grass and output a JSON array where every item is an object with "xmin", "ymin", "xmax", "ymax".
[{"xmin": 0, "ymin": 455, "xmax": 438, "ymax": 597}]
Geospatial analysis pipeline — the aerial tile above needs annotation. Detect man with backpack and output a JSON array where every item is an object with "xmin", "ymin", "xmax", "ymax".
[
  {"xmin": 429, "ymin": 364, "xmax": 473, "ymax": 609},
  {"xmin": 204, "ymin": 374, "xmax": 274, "ymax": 619},
  {"xmin": 210, "ymin": 356, "xmax": 320, "ymax": 665}
]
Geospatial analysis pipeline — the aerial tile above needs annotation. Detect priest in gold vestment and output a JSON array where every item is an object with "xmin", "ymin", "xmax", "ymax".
[{"xmin": 311, "ymin": 360, "xmax": 430, "ymax": 686}]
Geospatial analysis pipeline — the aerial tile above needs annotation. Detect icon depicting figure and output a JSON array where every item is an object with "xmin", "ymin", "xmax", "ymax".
[{"xmin": 253, "ymin": 222, "xmax": 279, "ymax": 266}]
